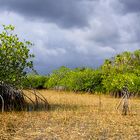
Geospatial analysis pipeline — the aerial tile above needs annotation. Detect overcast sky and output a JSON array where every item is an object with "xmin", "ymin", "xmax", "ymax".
[{"xmin": 0, "ymin": 0, "xmax": 140, "ymax": 74}]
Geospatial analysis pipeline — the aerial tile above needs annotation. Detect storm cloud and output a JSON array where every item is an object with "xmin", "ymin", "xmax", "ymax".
[
  {"xmin": 120, "ymin": 0, "xmax": 140, "ymax": 13},
  {"xmin": 0, "ymin": 0, "xmax": 140, "ymax": 74},
  {"xmin": 0, "ymin": 0, "xmax": 96, "ymax": 28}
]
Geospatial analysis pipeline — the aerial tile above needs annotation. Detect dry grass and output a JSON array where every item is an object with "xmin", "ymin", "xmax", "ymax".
[{"xmin": 0, "ymin": 90, "xmax": 140, "ymax": 140}]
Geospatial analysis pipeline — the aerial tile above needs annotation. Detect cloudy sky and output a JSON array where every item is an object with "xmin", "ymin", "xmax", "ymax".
[{"xmin": 0, "ymin": 0, "xmax": 140, "ymax": 74}]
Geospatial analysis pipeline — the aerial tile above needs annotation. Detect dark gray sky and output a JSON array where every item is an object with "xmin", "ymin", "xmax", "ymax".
[{"xmin": 0, "ymin": 0, "xmax": 140, "ymax": 74}]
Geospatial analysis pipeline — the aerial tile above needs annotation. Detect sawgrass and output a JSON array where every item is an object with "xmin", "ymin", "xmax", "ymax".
[{"xmin": 0, "ymin": 90, "xmax": 140, "ymax": 140}]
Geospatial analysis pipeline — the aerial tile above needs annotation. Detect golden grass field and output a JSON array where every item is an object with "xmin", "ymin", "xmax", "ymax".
[{"xmin": 0, "ymin": 90, "xmax": 140, "ymax": 140}]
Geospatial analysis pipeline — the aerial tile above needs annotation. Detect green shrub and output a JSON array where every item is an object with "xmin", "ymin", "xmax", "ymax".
[{"xmin": 23, "ymin": 75, "xmax": 48, "ymax": 89}]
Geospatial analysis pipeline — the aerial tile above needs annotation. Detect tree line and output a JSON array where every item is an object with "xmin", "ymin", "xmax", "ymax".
[{"xmin": 23, "ymin": 49, "xmax": 140, "ymax": 96}]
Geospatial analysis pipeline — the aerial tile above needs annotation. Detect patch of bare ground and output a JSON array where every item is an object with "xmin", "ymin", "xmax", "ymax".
[{"xmin": 0, "ymin": 90, "xmax": 140, "ymax": 140}]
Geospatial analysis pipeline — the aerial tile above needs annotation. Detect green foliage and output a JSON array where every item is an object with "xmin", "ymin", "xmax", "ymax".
[
  {"xmin": 45, "ymin": 66, "xmax": 70, "ymax": 89},
  {"xmin": 0, "ymin": 25, "xmax": 34, "ymax": 87},
  {"xmin": 43, "ymin": 67, "xmax": 103, "ymax": 93},
  {"xmin": 22, "ymin": 49, "xmax": 140, "ymax": 95},
  {"xmin": 61, "ymin": 68, "xmax": 103, "ymax": 92},
  {"xmin": 44, "ymin": 49, "xmax": 140, "ymax": 94},
  {"xmin": 23, "ymin": 75, "xmax": 48, "ymax": 89},
  {"xmin": 101, "ymin": 50, "xmax": 140, "ymax": 94},
  {"xmin": 102, "ymin": 73, "xmax": 138, "ymax": 93}
]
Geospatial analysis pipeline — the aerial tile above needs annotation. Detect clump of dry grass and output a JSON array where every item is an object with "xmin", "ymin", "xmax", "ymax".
[{"xmin": 0, "ymin": 90, "xmax": 140, "ymax": 140}]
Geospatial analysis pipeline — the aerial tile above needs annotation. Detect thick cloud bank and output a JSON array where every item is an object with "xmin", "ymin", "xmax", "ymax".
[{"xmin": 0, "ymin": 0, "xmax": 140, "ymax": 74}]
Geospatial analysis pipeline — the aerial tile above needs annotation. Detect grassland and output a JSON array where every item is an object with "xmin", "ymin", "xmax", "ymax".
[{"xmin": 0, "ymin": 90, "xmax": 140, "ymax": 140}]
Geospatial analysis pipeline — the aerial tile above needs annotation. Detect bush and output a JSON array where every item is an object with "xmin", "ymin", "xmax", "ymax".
[{"xmin": 23, "ymin": 75, "xmax": 48, "ymax": 89}]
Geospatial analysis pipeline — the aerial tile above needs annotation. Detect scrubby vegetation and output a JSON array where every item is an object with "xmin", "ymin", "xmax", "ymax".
[
  {"xmin": 0, "ymin": 25, "xmax": 49, "ymax": 111},
  {"xmin": 24, "ymin": 50, "xmax": 140, "ymax": 96},
  {"xmin": 0, "ymin": 24, "xmax": 139, "ymax": 139}
]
